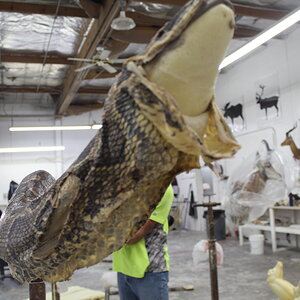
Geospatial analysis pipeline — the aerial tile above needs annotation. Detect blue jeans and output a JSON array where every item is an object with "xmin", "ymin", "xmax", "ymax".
[{"xmin": 117, "ymin": 271, "xmax": 169, "ymax": 300}]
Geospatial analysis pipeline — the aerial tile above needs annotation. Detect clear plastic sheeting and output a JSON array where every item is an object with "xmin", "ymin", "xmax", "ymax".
[
  {"xmin": 284, "ymin": 157, "xmax": 300, "ymax": 195},
  {"xmin": 128, "ymin": 1, "xmax": 180, "ymax": 20},
  {"xmin": 1, "ymin": 63, "xmax": 69, "ymax": 87},
  {"xmin": 224, "ymin": 140, "xmax": 287, "ymax": 224},
  {"xmin": 192, "ymin": 240, "xmax": 224, "ymax": 266},
  {"xmin": 0, "ymin": 12, "xmax": 87, "ymax": 55}
]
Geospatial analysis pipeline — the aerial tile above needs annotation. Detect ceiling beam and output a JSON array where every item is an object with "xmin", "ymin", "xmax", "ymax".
[
  {"xmin": 133, "ymin": 0, "xmax": 186, "ymax": 6},
  {"xmin": 126, "ymin": 12, "xmax": 166, "ymax": 27},
  {"xmin": 111, "ymin": 26, "xmax": 158, "ymax": 44},
  {"xmin": 75, "ymin": 0, "xmax": 101, "ymax": 18},
  {"xmin": 66, "ymin": 103, "xmax": 104, "ymax": 115},
  {"xmin": 85, "ymin": 69, "xmax": 120, "ymax": 80},
  {"xmin": 77, "ymin": 87, "xmax": 109, "ymax": 94},
  {"xmin": 0, "ymin": 2, "xmax": 88, "ymax": 18},
  {"xmin": 234, "ymin": 4, "xmax": 290, "ymax": 20},
  {"xmin": 56, "ymin": 0, "xmax": 121, "ymax": 115},
  {"xmin": 0, "ymin": 86, "xmax": 109, "ymax": 94},
  {"xmin": 0, "ymin": 51, "xmax": 73, "ymax": 65},
  {"xmin": 0, "ymin": 86, "xmax": 61, "ymax": 93},
  {"xmin": 234, "ymin": 26, "xmax": 261, "ymax": 39}
]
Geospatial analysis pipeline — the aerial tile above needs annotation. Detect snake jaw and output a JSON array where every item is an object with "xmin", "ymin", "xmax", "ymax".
[{"xmin": 143, "ymin": 0, "xmax": 235, "ymax": 118}]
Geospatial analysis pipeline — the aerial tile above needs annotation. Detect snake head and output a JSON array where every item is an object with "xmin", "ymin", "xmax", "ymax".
[{"xmin": 142, "ymin": 0, "xmax": 235, "ymax": 117}]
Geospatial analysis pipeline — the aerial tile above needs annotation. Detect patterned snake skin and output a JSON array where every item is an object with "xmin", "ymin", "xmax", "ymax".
[{"xmin": 0, "ymin": 0, "xmax": 240, "ymax": 283}]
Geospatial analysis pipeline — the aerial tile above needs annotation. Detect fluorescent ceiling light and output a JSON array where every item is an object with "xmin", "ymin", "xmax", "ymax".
[
  {"xmin": 219, "ymin": 7, "xmax": 300, "ymax": 70},
  {"xmin": 9, "ymin": 124, "xmax": 102, "ymax": 132},
  {"xmin": 91, "ymin": 124, "xmax": 102, "ymax": 129},
  {"xmin": 0, "ymin": 146, "xmax": 65, "ymax": 153}
]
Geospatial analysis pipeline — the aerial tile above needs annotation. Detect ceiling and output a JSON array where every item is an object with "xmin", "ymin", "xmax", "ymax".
[{"xmin": 0, "ymin": 0, "xmax": 299, "ymax": 119}]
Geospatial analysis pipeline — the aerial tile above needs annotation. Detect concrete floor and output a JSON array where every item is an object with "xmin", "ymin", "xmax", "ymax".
[{"xmin": 0, "ymin": 230, "xmax": 299, "ymax": 300}]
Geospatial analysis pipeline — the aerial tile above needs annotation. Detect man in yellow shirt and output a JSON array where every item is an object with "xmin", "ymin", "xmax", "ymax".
[{"xmin": 113, "ymin": 185, "xmax": 174, "ymax": 300}]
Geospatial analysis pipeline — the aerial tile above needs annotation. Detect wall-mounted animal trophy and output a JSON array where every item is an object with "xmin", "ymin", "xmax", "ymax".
[
  {"xmin": 256, "ymin": 85, "xmax": 279, "ymax": 119},
  {"xmin": 281, "ymin": 124, "xmax": 300, "ymax": 160},
  {"xmin": 223, "ymin": 102, "xmax": 244, "ymax": 125}
]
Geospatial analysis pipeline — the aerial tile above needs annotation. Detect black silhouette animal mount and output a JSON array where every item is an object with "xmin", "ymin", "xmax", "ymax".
[
  {"xmin": 256, "ymin": 85, "xmax": 279, "ymax": 119},
  {"xmin": 223, "ymin": 102, "xmax": 244, "ymax": 125}
]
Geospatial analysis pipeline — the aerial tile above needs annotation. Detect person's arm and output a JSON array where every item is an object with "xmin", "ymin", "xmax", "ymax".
[{"xmin": 125, "ymin": 219, "xmax": 158, "ymax": 245}]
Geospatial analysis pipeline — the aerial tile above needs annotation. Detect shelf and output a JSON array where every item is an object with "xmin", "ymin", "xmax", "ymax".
[
  {"xmin": 239, "ymin": 206, "xmax": 300, "ymax": 252},
  {"xmin": 272, "ymin": 206, "xmax": 300, "ymax": 211},
  {"xmin": 240, "ymin": 224, "xmax": 271, "ymax": 231},
  {"xmin": 241, "ymin": 223, "xmax": 300, "ymax": 235},
  {"xmin": 275, "ymin": 226, "xmax": 300, "ymax": 234}
]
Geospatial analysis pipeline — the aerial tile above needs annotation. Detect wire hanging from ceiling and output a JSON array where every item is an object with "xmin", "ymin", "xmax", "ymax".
[{"xmin": 36, "ymin": 0, "xmax": 62, "ymax": 93}]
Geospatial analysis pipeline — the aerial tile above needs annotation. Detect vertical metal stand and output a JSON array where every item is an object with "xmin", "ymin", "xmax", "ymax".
[
  {"xmin": 52, "ymin": 282, "xmax": 60, "ymax": 300},
  {"xmin": 29, "ymin": 280, "xmax": 46, "ymax": 300},
  {"xmin": 104, "ymin": 288, "xmax": 110, "ymax": 300},
  {"xmin": 194, "ymin": 197, "xmax": 221, "ymax": 300}
]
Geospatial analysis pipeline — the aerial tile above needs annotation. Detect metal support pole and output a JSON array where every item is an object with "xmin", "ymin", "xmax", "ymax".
[
  {"xmin": 194, "ymin": 199, "xmax": 220, "ymax": 300},
  {"xmin": 104, "ymin": 288, "xmax": 110, "ymax": 300},
  {"xmin": 52, "ymin": 282, "xmax": 60, "ymax": 300},
  {"xmin": 29, "ymin": 280, "xmax": 46, "ymax": 300}
]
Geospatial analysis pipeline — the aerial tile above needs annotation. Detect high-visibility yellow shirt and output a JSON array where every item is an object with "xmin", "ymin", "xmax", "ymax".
[{"xmin": 112, "ymin": 185, "xmax": 174, "ymax": 278}]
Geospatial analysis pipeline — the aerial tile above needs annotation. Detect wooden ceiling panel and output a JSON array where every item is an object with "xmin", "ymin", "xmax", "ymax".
[
  {"xmin": 0, "ymin": 86, "xmax": 109, "ymax": 94},
  {"xmin": 111, "ymin": 26, "xmax": 157, "ymax": 44},
  {"xmin": 0, "ymin": 51, "xmax": 73, "ymax": 65}
]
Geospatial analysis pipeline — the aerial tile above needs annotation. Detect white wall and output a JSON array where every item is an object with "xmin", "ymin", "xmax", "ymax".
[
  {"xmin": 0, "ymin": 104, "xmax": 103, "ymax": 207},
  {"xmin": 175, "ymin": 27, "xmax": 300, "ymax": 232},
  {"xmin": 215, "ymin": 26, "xmax": 300, "ymax": 197}
]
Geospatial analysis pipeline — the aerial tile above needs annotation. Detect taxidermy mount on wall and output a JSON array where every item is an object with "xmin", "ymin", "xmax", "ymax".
[
  {"xmin": 281, "ymin": 124, "xmax": 300, "ymax": 160},
  {"xmin": 256, "ymin": 84, "xmax": 279, "ymax": 119},
  {"xmin": 222, "ymin": 102, "xmax": 244, "ymax": 125},
  {"xmin": 0, "ymin": 0, "xmax": 240, "ymax": 283}
]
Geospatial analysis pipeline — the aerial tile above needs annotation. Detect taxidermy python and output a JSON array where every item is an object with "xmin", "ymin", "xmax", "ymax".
[{"xmin": 0, "ymin": 0, "xmax": 240, "ymax": 283}]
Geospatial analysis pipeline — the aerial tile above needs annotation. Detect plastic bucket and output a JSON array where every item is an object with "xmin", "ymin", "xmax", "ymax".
[{"xmin": 249, "ymin": 234, "xmax": 264, "ymax": 255}]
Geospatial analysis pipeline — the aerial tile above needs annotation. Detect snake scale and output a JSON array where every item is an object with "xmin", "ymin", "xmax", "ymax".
[{"xmin": 0, "ymin": 0, "xmax": 240, "ymax": 283}]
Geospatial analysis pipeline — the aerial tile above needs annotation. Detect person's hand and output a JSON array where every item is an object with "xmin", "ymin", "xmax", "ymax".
[
  {"xmin": 125, "ymin": 236, "xmax": 138, "ymax": 245},
  {"xmin": 125, "ymin": 219, "xmax": 157, "ymax": 245}
]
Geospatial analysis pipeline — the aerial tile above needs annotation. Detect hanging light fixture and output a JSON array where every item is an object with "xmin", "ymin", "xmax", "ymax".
[{"xmin": 111, "ymin": 0, "xmax": 136, "ymax": 31}]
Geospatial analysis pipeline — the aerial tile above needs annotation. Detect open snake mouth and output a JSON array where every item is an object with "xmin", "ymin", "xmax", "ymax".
[{"xmin": 144, "ymin": 0, "xmax": 235, "ymax": 119}]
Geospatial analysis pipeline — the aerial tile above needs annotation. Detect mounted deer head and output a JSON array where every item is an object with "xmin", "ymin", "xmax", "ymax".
[{"xmin": 281, "ymin": 123, "xmax": 300, "ymax": 160}]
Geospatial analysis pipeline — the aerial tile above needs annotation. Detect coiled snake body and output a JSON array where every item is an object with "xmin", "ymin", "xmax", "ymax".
[{"xmin": 0, "ymin": 0, "xmax": 239, "ymax": 283}]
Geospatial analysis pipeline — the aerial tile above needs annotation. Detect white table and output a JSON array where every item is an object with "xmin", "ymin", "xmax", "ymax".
[{"xmin": 238, "ymin": 206, "xmax": 300, "ymax": 252}]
